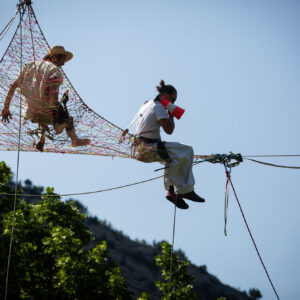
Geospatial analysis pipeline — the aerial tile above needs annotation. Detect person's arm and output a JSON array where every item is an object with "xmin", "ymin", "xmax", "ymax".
[
  {"xmin": 47, "ymin": 83, "xmax": 59, "ymax": 107},
  {"xmin": 1, "ymin": 79, "xmax": 19, "ymax": 123},
  {"xmin": 46, "ymin": 75, "xmax": 62, "ymax": 108},
  {"xmin": 159, "ymin": 112, "xmax": 175, "ymax": 135}
]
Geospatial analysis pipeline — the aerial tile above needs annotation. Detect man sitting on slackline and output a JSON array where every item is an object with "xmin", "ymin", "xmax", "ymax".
[
  {"xmin": 127, "ymin": 80, "xmax": 205, "ymax": 209},
  {"xmin": 1, "ymin": 45, "xmax": 90, "ymax": 151}
]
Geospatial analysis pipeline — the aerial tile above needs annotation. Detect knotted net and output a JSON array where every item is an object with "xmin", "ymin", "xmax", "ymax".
[{"xmin": 0, "ymin": 2, "xmax": 138, "ymax": 158}]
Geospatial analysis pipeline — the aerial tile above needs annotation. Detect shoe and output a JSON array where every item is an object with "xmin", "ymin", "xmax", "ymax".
[
  {"xmin": 166, "ymin": 187, "xmax": 189, "ymax": 209},
  {"xmin": 180, "ymin": 191, "xmax": 205, "ymax": 203},
  {"xmin": 72, "ymin": 138, "xmax": 90, "ymax": 147},
  {"xmin": 35, "ymin": 140, "xmax": 45, "ymax": 152}
]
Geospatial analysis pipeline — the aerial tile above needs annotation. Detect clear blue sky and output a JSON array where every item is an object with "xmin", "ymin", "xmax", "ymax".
[{"xmin": 1, "ymin": 0, "xmax": 300, "ymax": 299}]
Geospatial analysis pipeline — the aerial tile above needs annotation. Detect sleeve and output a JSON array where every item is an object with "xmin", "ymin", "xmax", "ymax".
[{"xmin": 153, "ymin": 102, "xmax": 168, "ymax": 121}]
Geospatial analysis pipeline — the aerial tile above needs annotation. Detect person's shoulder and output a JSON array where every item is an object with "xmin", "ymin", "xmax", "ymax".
[
  {"xmin": 19, "ymin": 62, "xmax": 36, "ymax": 76},
  {"xmin": 40, "ymin": 60, "xmax": 58, "ymax": 70},
  {"xmin": 153, "ymin": 100, "xmax": 168, "ymax": 118},
  {"xmin": 35, "ymin": 60, "xmax": 52, "ymax": 71},
  {"xmin": 41, "ymin": 60, "xmax": 54, "ymax": 66},
  {"xmin": 42, "ymin": 61, "xmax": 63, "ymax": 76},
  {"xmin": 141, "ymin": 99, "xmax": 154, "ymax": 110},
  {"xmin": 154, "ymin": 100, "xmax": 166, "ymax": 111}
]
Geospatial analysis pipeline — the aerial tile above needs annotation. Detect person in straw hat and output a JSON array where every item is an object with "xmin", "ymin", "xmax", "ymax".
[{"xmin": 1, "ymin": 45, "xmax": 90, "ymax": 151}]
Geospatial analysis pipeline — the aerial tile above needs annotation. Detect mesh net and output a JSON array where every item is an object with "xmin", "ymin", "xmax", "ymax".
[{"xmin": 0, "ymin": 3, "xmax": 137, "ymax": 158}]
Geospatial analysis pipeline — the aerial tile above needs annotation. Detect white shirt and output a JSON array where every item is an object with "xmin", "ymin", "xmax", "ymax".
[
  {"xmin": 135, "ymin": 100, "xmax": 168, "ymax": 140},
  {"xmin": 16, "ymin": 61, "xmax": 63, "ymax": 120}
]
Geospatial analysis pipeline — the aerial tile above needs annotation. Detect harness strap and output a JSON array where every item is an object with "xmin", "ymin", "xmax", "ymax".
[{"xmin": 136, "ymin": 136, "xmax": 171, "ymax": 163}]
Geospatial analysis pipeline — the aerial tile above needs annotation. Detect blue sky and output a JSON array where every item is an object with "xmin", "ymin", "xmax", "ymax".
[{"xmin": 1, "ymin": 0, "xmax": 300, "ymax": 299}]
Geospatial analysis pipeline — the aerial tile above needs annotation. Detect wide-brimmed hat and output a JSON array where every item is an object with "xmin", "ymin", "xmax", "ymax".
[{"xmin": 43, "ymin": 45, "xmax": 73, "ymax": 62}]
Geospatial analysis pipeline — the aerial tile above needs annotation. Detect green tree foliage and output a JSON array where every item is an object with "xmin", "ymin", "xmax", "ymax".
[
  {"xmin": 248, "ymin": 288, "xmax": 262, "ymax": 299},
  {"xmin": 137, "ymin": 291, "xmax": 152, "ymax": 300},
  {"xmin": 155, "ymin": 241, "xmax": 198, "ymax": 300},
  {"xmin": 0, "ymin": 161, "xmax": 132, "ymax": 299},
  {"xmin": 0, "ymin": 161, "xmax": 262, "ymax": 299}
]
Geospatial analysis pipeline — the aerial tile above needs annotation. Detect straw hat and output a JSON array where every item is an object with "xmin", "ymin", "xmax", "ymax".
[{"xmin": 44, "ymin": 45, "xmax": 73, "ymax": 62}]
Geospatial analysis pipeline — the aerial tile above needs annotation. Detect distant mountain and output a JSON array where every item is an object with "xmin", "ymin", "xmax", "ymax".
[
  {"xmin": 10, "ymin": 179, "xmax": 258, "ymax": 300},
  {"xmin": 85, "ymin": 213, "xmax": 254, "ymax": 300}
]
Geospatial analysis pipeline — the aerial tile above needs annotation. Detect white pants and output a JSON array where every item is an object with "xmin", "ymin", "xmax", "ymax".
[
  {"xmin": 163, "ymin": 142, "xmax": 195, "ymax": 194},
  {"xmin": 135, "ymin": 141, "xmax": 195, "ymax": 194}
]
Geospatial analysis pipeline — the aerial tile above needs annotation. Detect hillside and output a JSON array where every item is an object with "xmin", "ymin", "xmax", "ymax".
[{"xmin": 10, "ymin": 179, "xmax": 258, "ymax": 300}]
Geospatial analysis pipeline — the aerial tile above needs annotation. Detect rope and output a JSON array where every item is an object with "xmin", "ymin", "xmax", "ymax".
[
  {"xmin": 167, "ymin": 194, "xmax": 178, "ymax": 299},
  {"xmin": 27, "ymin": 4, "xmax": 38, "ymax": 73},
  {"xmin": 3, "ymin": 152, "xmax": 300, "ymax": 199},
  {"xmin": 155, "ymin": 159, "xmax": 206, "ymax": 172},
  {"xmin": 0, "ymin": 175, "xmax": 164, "ymax": 198},
  {"xmin": 5, "ymin": 6, "xmax": 24, "ymax": 299},
  {"xmin": 224, "ymin": 168, "xmax": 230, "ymax": 236},
  {"xmin": 243, "ymin": 154, "xmax": 300, "ymax": 158},
  {"xmin": 245, "ymin": 158, "xmax": 300, "ymax": 169},
  {"xmin": 224, "ymin": 164, "xmax": 280, "ymax": 300},
  {"xmin": 0, "ymin": 9, "xmax": 18, "ymax": 42},
  {"xmin": 2, "ymin": 152, "xmax": 300, "ymax": 199},
  {"xmin": 29, "ymin": 5, "xmax": 131, "ymax": 137}
]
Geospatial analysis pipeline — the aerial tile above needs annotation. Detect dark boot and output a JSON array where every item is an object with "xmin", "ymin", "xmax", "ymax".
[
  {"xmin": 180, "ymin": 191, "xmax": 205, "ymax": 203},
  {"xmin": 35, "ymin": 140, "xmax": 44, "ymax": 152},
  {"xmin": 166, "ymin": 186, "xmax": 189, "ymax": 209},
  {"xmin": 35, "ymin": 133, "xmax": 45, "ymax": 152}
]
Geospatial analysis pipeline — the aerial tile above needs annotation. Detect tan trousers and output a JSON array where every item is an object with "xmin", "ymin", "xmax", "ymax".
[
  {"xmin": 164, "ymin": 142, "xmax": 195, "ymax": 194},
  {"xmin": 136, "ymin": 141, "xmax": 195, "ymax": 194}
]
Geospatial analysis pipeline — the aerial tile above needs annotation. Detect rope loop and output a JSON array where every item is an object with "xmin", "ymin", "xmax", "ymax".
[{"xmin": 195, "ymin": 152, "xmax": 243, "ymax": 168}]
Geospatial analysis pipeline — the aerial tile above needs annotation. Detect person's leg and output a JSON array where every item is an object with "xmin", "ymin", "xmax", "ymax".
[
  {"xmin": 164, "ymin": 142, "xmax": 205, "ymax": 202},
  {"xmin": 53, "ymin": 122, "xmax": 67, "ymax": 134},
  {"xmin": 34, "ymin": 119, "xmax": 49, "ymax": 152},
  {"xmin": 164, "ymin": 142, "xmax": 195, "ymax": 194},
  {"xmin": 36, "ymin": 129, "xmax": 45, "ymax": 152},
  {"xmin": 64, "ymin": 116, "xmax": 90, "ymax": 147}
]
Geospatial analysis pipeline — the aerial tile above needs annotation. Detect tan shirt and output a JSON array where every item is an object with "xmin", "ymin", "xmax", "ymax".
[{"xmin": 16, "ymin": 61, "xmax": 63, "ymax": 121}]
